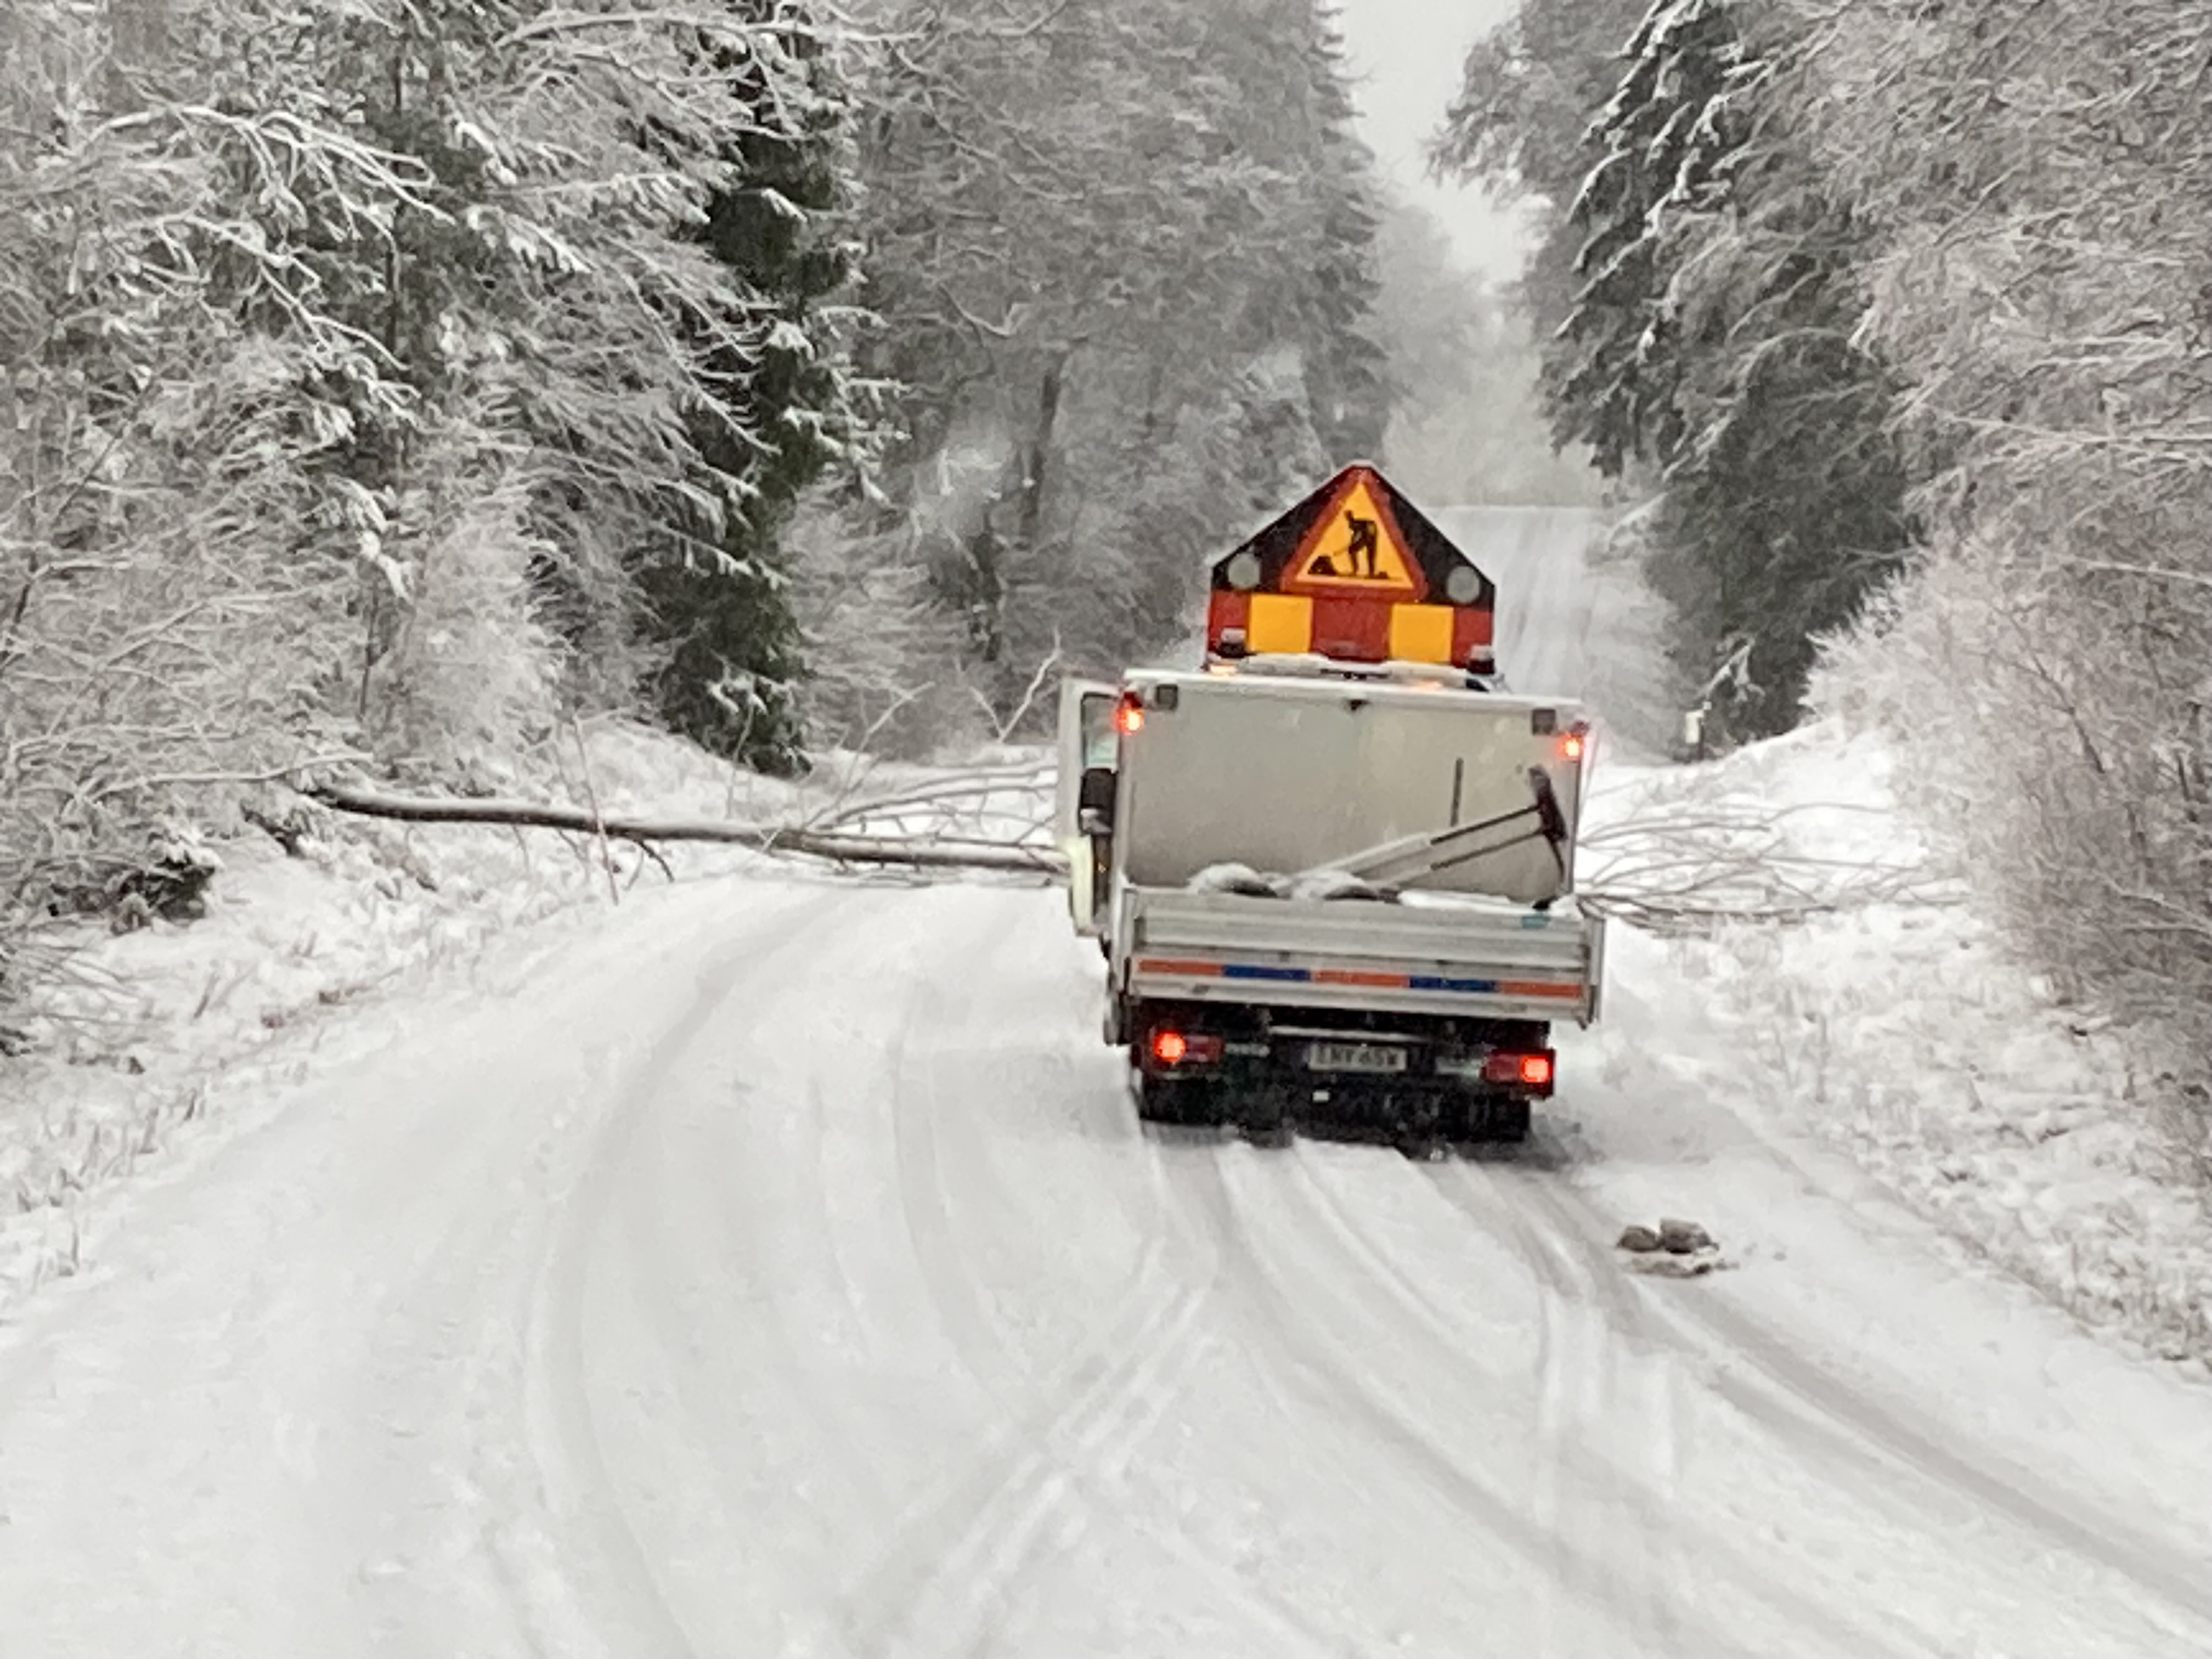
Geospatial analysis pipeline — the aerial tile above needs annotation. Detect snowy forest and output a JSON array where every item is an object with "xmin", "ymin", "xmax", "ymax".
[
  {"xmin": 5, "ymin": 0, "xmax": 2212, "ymax": 1155},
  {"xmin": 10, "ymin": 3, "xmax": 2212, "ymax": 1632},
  {"xmin": 0, "ymin": 1, "xmax": 1551, "ymax": 932},
  {"xmin": 1443, "ymin": 0, "xmax": 2212, "ymax": 1150}
]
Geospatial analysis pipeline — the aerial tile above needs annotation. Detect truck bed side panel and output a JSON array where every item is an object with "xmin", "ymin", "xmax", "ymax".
[{"xmin": 1122, "ymin": 889, "xmax": 1602, "ymax": 1025}]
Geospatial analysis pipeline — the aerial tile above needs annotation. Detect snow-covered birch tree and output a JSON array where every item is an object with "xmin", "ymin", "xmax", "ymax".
[
  {"xmin": 1794, "ymin": 0, "xmax": 2212, "ymax": 1138},
  {"xmin": 1, "ymin": 0, "xmax": 421, "ymax": 945}
]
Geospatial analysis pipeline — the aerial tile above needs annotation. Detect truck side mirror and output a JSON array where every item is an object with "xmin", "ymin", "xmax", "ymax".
[{"xmin": 1077, "ymin": 765, "xmax": 1118, "ymax": 836}]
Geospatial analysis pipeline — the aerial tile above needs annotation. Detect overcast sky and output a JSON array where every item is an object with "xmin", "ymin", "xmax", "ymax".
[{"xmin": 1331, "ymin": 0, "xmax": 1531, "ymax": 287}]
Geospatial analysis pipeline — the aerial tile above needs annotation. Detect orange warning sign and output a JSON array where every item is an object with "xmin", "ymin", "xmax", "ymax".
[{"xmin": 1283, "ymin": 470, "xmax": 1424, "ymax": 600}]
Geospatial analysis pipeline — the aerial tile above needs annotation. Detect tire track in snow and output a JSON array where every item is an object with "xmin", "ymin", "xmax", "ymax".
[
  {"xmin": 1490, "ymin": 1166, "xmax": 1700, "ymax": 1650},
  {"xmin": 521, "ymin": 957, "xmax": 761, "ymax": 1657},
  {"xmin": 1422, "ymin": 1159, "xmax": 1917, "ymax": 1659},
  {"xmin": 801, "ymin": 1230, "xmax": 1214, "ymax": 1659},
  {"xmin": 1279, "ymin": 1146, "xmax": 1793, "ymax": 1659},
  {"xmin": 1275, "ymin": 1146, "xmax": 1516, "ymax": 1376},
  {"xmin": 847, "ymin": 910, "xmax": 1351, "ymax": 1659},
  {"xmin": 520, "ymin": 891, "xmax": 857, "ymax": 1658},
  {"xmin": 803, "ymin": 916, "xmax": 1282, "ymax": 1657},
  {"xmin": 606, "ymin": 1006, "xmax": 933, "ymax": 1629},
  {"xmin": 887, "ymin": 974, "xmax": 1015, "ymax": 1396},
  {"xmin": 1468, "ymin": 1164, "xmax": 1686, "ymax": 1657},
  {"xmin": 1449, "ymin": 1161, "xmax": 2212, "ymax": 1656},
  {"xmin": 1613, "ymin": 1053, "xmax": 2212, "ymax": 1619},
  {"xmin": 1268, "ymin": 1147, "xmax": 1582, "ymax": 1652},
  {"xmin": 1632, "ymin": 1268, "xmax": 2212, "ymax": 1634},
  {"xmin": 1184, "ymin": 1147, "xmax": 1733, "ymax": 1658}
]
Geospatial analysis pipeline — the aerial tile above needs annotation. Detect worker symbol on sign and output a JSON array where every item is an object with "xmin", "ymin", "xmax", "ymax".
[
  {"xmin": 1312, "ymin": 511, "xmax": 1383, "ymax": 579},
  {"xmin": 1286, "ymin": 472, "xmax": 1422, "ymax": 598}
]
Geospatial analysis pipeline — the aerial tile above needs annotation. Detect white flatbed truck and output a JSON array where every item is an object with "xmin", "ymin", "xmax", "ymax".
[
  {"xmin": 1054, "ymin": 464, "xmax": 1606, "ymax": 1143},
  {"xmin": 1057, "ymin": 663, "xmax": 1604, "ymax": 1141}
]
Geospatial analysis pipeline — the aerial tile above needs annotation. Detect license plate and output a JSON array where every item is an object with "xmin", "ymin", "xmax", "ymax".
[{"xmin": 1307, "ymin": 1041, "xmax": 1408, "ymax": 1075}]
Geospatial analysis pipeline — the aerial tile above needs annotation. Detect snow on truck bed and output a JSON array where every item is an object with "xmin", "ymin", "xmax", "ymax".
[
  {"xmin": 1188, "ymin": 863, "xmax": 1395, "ymax": 904},
  {"xmin": 1185, "ymin": 864, "xmax": 1584, "ymax": 912}
]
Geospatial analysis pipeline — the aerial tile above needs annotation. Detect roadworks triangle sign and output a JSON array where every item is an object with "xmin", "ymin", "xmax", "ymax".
[{"xmin": 1283, "ymin": 469, "xmax": 1423, "ymax": 599}]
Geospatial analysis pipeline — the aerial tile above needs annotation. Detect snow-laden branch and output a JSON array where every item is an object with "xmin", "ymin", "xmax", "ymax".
[
  {"xmin": 310, "ymin": 785, "xmax": 1064, "ymax": 877},
  {"xmin": 1578, "ymin": 802, "xmax": 1939, "ymax": 935}
]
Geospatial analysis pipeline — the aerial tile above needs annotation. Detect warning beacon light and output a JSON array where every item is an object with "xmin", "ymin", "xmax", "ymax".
[{"xmin": 1203, "ymin": 462, "xmax": 1497, "ymax": 674}]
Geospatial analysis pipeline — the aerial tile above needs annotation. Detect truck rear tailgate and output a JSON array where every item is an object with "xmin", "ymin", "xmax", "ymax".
[{"xmin": 1123, "ymin": 887, "xmax": 1604, "ymax": 1025}]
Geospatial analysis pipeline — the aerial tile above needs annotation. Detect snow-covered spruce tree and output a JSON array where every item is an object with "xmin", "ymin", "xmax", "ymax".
[
  {"xmin": 1455, "ymin": 0, "xmax": 1912, "ymax": 741},
  {"xmin": 1631, "ymin": 155, "xmax": 1915, "ymax": 743},
  {"xmin": 1549, "ymin": 0, "xmax": 1754, "ymax": 475},
  {"xmin": 1436, "ymin": 0, "xmax": 1651, "ymax": 362},
  {"xmin": 628, "ymin": 6, "xmax": 873, "ymax": 777}
]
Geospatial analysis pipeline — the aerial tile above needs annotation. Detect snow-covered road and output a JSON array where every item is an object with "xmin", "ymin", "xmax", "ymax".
[
  {"xmin": 1439, "ymin": 505, "xmax": 1673, "ymax": 758},
  {"xmin": 4, "ymin": 505, "xmax": 2210, "ymax": 1656},
  {"xmin": 3, "ymin": 870, "xmax": 2210, "ymax": 1657}
]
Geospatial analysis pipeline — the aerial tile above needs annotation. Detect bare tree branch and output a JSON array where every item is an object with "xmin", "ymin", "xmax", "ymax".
[{"xmin": 309, "ymin": 784, "xmax": 1064, "ymax": 877}]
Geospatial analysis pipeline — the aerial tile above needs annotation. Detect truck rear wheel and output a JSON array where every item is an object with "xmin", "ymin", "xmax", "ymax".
[
  {"xmin": 1482, "ymin": 1099, "xmax": 1532, "ymax": 1144},
  {"xmin": 1134, "ymin": 1071, "xmax": 1220, "ymax": 1128}
]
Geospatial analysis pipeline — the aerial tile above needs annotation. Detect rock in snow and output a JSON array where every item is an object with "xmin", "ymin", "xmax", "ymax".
[{"xmin": 1659, "ymin": 1216, "xmax": 1716, "ymax": 1254}]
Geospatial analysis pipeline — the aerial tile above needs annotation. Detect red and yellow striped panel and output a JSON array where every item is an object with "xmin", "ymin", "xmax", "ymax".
[{"xmin": 1206, "ymin": 590, "xmax": 1492, "ymax": 667}]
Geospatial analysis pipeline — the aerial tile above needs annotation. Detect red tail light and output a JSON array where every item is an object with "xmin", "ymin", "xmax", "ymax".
[
  {"xmin": 1149, "ymin": 1030, "xmax": 1223, "ymax": 1068},
  {"xmin": 1482, "ymin": 1050, "xmax": 1556, "ymax": 1091}
]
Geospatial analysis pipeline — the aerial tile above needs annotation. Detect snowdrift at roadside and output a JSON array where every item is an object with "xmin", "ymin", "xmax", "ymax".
[
  {"xmin": 0, "ymin": 722, "xmax": 1053, "ymax": 1312},
  {"xmin": 1586, "ymin": 722, "xmax": 2212, "ymax": 1370}
]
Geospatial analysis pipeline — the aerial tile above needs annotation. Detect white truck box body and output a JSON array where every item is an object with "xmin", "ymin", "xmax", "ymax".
[
  {"xmin": 1098, "ymin": 669, "xmax": 1604, "ymax": 1028},
  {"xmin": 1112, "ymin": 670, "xmax": 1587, "ymax": 906}
]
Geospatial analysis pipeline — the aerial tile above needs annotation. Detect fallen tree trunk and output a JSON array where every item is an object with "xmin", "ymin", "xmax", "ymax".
[{"xmin": 309, "ymin": 785, "xmax": 1064, "ymax": 877}]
